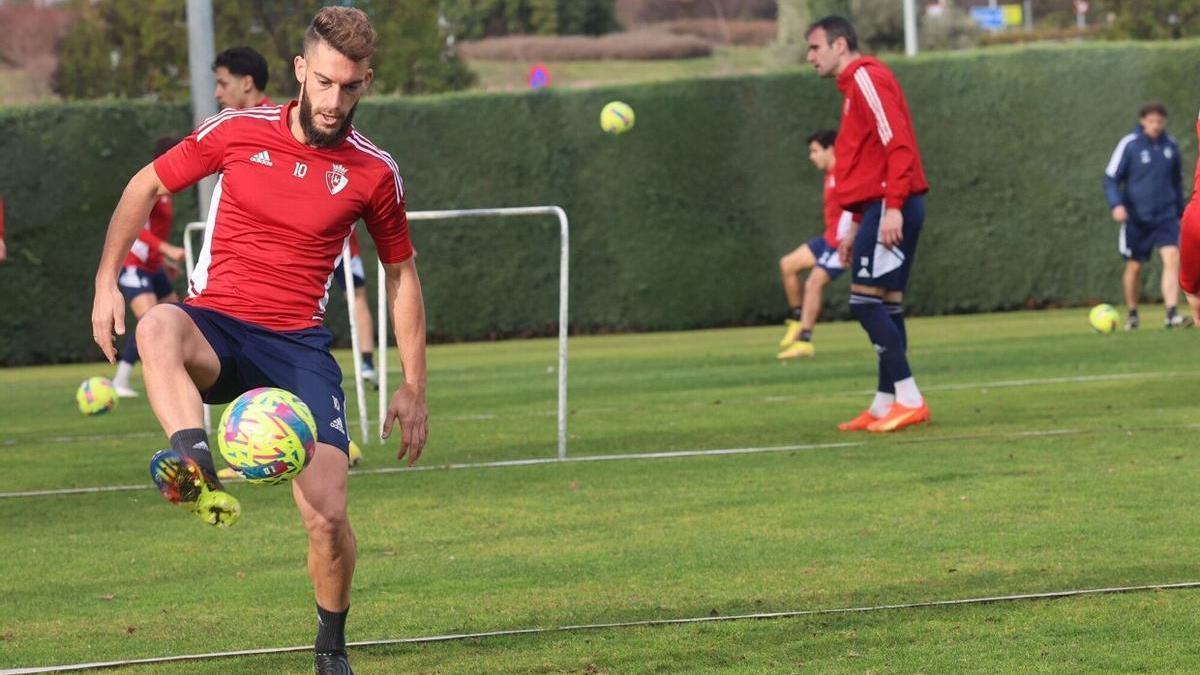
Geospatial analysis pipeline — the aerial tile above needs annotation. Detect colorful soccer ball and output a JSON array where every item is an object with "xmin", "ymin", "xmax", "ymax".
[
  {"xmin": 600, "ymin": 101, "xmax": 635, "ymax": 135},
  {"xmin": 76, "ymin": 376, "xmax": 118, "ymax": 416},
  {"xmin": 218, "ymin": 387, "xmax": 316, "ymax": 485},
  {"xmin": 1089, "ymin": 303, "xmax": 1120, "ymax": 334}
]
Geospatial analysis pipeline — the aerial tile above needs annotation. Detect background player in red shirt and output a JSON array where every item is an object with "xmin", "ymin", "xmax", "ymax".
[
  {"xmin": 111, "ymin": 136, "xmax": 186, "ymax": 398},
  {"xmin": 1176, "ymin": 108, "xmax": 1200, "ymax": 323},
  {"xmin": 90, "ymin": 9, "xmax": 427, "ymax": 673},
  {"xmin": 213, "ymin": 46, "xmax": 273, "ymax": 110},
  {"xmin": 778, "ymin": 128, "xmax": 853, "ymax": 360},
  {"xmin": 807, "ymin": 16, "xmax": 931, "ymax": 433}
]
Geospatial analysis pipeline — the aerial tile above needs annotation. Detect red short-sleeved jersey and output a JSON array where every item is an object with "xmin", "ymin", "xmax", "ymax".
[
  {"xmin": 821, "ymin": 172, "xmax": 853, "ymax": 247},
  {"xmin": 123, "ymin": 195, "xmax": 174, "ymax": 272},
  {"xmin": 153, "ymin": 101, "xmax": 412, "ymax": 331}
]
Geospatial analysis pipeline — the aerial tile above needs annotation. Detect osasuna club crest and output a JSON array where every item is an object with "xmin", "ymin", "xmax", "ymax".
[{"xmin": 326, "ymin": 164, "xmax": 349, "ymax": 195}]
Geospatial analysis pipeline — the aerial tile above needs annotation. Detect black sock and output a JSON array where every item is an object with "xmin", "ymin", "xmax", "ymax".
[
  {"xmin": 1167, "ymin": 305, "xmax": 1178, "ymax": 319},
  {"xmin": 169, "ymin": 428, "xmax": 215, "ymax": 475},
  {"xmin": 316, "ymin": 604, "xmax": 349, "ymax": 654},
  {"xmin": 361, "ymin": 352, "xmax": 374, "ymax": 369},
  {"xmin": 851, "ymin": 294, "xmax": 911, "ymax": 391},
  {"xmin": 799, "ymin": 329, "xmax": 813, "ymax": 342},
  {"xmin": 1129, "ymin": 307, "xmax": 1139, "ymax": 318},
  {"xmin": 789, "ymin": 306, "xmax": 803, "ymax": 321}
]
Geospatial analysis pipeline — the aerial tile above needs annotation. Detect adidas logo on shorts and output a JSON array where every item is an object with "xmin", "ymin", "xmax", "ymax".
[{"xmin": 250, "ymin": 150, "xmax": 273, "ymax": 167}]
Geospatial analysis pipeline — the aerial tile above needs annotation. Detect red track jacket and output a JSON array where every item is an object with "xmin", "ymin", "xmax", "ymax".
[{"xmin": 833, "ymin": 56, "xmax": 929, "ymax": 212}]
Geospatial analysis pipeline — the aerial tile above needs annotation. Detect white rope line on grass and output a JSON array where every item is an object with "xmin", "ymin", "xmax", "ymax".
[
  {"xmin": 8, "ymin": 422, "xmax": 1190, "ymax": 500},
  {"xmin": 5, "ymin": 581, "xmax": 1200, "ymax": 674},
  {"xmin": 3, "ymin": 369, "xmax": 1189, "ymax": 448}
]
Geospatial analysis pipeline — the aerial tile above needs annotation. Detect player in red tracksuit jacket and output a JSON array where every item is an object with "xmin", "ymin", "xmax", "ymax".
[
  {"xmin": 806, "ymin": 15, "xmax": 931, "ymax": 433},
  {"xmin": 1177, "ymin": 110, "xmax": 1200, "ymax": 323}
]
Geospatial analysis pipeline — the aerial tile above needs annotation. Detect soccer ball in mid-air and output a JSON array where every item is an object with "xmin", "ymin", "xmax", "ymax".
[
  {"xmin": 1089, "ymin": 303, "xmax": 1120, "ymax": 334},
  {"xmin": 600, "ymin": 101, "xmax": 635, "ymax": 135},
  {"xmin": 76, "ymin": 376, "xmax": 118, "ymax": 416},
  {"xmin": 218, "ymin": 387, "xmax": 316, "ymax": 485}
]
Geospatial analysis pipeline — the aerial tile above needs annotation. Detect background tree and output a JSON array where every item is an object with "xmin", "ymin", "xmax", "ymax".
[{"xmin": 56, "ymin": 0, "xmax": 474, "ymax": 101}]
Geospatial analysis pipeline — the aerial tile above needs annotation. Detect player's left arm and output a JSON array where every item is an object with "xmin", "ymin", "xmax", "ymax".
[
  {"xmin": 857, "ymin": 70, "xmax": 918, "ymax": 248},
  {"xmin": 364, "ymin": 162, "xmax": 428, "ymax": 463},
  {"xmin": 381, "ymin": 257, "xmax": 428, "ymax": 465}
]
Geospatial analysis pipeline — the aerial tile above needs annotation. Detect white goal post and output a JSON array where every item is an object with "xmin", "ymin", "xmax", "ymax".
[
  {"xmin": 378, "ymin": 206, "xmax": 570, "ymax": 460},
  {"xmin": 184, "ymin": 205, "xmax": 570, "ymax": 460}
]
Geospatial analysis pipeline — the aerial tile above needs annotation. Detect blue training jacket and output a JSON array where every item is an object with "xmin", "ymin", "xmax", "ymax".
[{"xmin": 1103, "ymin": 124, "xmax": 1184, "ymax": 225}]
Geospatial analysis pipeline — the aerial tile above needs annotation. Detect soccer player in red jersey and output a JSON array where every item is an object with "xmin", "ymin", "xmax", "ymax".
[
  {"xmin": 1177, "ymin": 110, "xmax": 1200, "ymax": 324},
  {"xmin": 778, "ymin": 128, "xmax": 854, "ymax": 359},
  {"xmin": 111, "ymin": 136, "xmax": 187, "ymax": 398},
  {"xmin": 213, "ymin": 46, "xmax": 273, "ymax": 110},
  {"xmin": 806, "ymin": 16, "xmax": 931, "ymax": 433},
  {"xmin": 90, "ymin": 9, "xmax": 426, "ymax": 673}
]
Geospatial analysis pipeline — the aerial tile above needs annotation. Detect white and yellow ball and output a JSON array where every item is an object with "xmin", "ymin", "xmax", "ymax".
[
  {"xmin": 76, "ymin": 376, "xmax": 118, "ymax": 416},
  {"xmin": 218, "ymin": 387, "xmax": 316, "ymax": 485},
  {"xmin": 600, "ymin": 101, "xmax": 635, "ymax": 135},
  {"xmin": 1089, "ymin": 303, "xmax": 1120, "ymax": 334}
]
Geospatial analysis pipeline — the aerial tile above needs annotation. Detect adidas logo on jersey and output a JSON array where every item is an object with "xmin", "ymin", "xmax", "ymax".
[
  {"xmin": 330, "ymin": 417, "xmax": 346, "ymax": 436},
  {"xmin": 250, "ymin": 150, "xmax": 273, "ymax": 167}
]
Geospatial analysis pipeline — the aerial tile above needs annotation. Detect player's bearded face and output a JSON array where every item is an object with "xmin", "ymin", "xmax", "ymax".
[{"xmin": 299, "ymin": 83, "xmax": 357, "ymax": 148}]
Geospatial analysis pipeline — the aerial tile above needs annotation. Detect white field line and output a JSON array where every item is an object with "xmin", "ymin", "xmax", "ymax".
[
  {"xmin": 1, "ymin": 370, "xmax": 1186, "ymax": 447},
  {"xmin": 5, "ymin": 581, "xmax": 1199, "ymax": 674},
  {"xmin": 0, "ymin": 424, "xmax": 1164, "ymax": 500}
]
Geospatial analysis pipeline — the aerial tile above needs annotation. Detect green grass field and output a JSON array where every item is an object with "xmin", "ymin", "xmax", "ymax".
[{"xmin": 3, "ymin": 307, "xmax": 1200, "ymax": 673}]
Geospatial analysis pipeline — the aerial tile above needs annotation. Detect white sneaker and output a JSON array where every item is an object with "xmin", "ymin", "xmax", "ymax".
[
  {"xmin": 114, "ymin": 385, "xmax": 139, "ymax": 398},
  {"xmin": 361, "ymin": 366, "xmax": 378, "ymax": 390}
]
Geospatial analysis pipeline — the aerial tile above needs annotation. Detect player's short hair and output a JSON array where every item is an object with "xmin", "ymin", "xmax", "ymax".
[
  {"xmin": 1139, "ymin": 101, "xmax": 1168, "ymax": 119},
  {"xmin": 152, "ymin": 136, "xmax": 179, "ymax": 159},
  {"xmin": 806, "ymin": 15, "xmax": 859, "ymax": 53},
  {"xmin": 212, "ymin": 47, "xmax": 269, "ymax": 92},
  {"xmin": 304, "ymin": 7, "xmax": 376, "ymax": 63},
  {"xmin": 807, "ymin": 129, "xmax": 837, "ymax": 149}
]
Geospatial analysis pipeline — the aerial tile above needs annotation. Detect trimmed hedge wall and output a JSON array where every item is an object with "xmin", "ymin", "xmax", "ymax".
[{"xmin": 1, "ymin": 41, "xmax": 1196, "ymax": 365}]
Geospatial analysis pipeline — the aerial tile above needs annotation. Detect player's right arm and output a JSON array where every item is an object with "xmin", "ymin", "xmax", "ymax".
[
  {"xmin": 1104, "ymin": 135, "xmax": 1133, "ymax": 223},
  {"xmin": 91, "ymin": 164, "xmax": 172, "ymax": 362}
]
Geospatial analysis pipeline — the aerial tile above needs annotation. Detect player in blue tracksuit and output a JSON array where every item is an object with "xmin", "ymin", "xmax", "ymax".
[{"xmin": 1104, "ymin": 102, "xmax": 1188, "ymax": 329}]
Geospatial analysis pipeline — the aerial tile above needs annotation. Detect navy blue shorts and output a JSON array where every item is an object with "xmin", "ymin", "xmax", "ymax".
[
  {"xmin": 119, "ymin": 266, "xmax": 175, "ymax": 303},
  {"xmin": 179, "ymin": 304, "xmax": 350, "ymax": 454},
  {"xmin": 333, "ymin": 255, "xmax": 366, "ymax": 290},
  {"xmin": 805, "ymin": 236, "xmax": 846, "ymax": 280},
  {"xmin": 850, "ymin": 196, "xmax": 924, "ymax": 292},
  {"xmin": 1120, "ymin": 219, "xmax": 1180, "ymax": 262}
]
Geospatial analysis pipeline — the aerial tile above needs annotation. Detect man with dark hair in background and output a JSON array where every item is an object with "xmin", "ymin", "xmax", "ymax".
[
  {"xmin": 778, "ymin": 128, "xmax": 854, "ymax": 359},
  {"xmin": 213, "ymin": 46, "xmax": 272, "ymax": 110},
  {"xmin": 1104, "ymin": 101, "xmax": 1187, "ymax": 330},
  {"xmin": 806, "ymin": 15, "xmax": 931, "ymax": 433}
]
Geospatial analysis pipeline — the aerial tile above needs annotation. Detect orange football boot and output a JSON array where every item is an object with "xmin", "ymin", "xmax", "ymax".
[
  {"xmin": 838, "ymin": 410, "xmax": 880, "ymax": 432},
  {"xmin": 866, "ymin": 401, "xmax": 931, "ymax": 433}
]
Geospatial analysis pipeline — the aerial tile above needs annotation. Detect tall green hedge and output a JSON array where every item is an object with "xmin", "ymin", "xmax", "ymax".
[{"xmin": 1, "ymin": 41, "xmax": 1196, "ymax": 365}]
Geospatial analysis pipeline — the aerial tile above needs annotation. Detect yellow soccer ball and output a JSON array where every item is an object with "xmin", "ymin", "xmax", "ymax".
[
  {"xmin": 600, "ymin": 101, "xmax": 635, "ymax": 135},
  {"xmin": 348, "ymin": 439, "xmax": 362, "ymax": 467},
  {"xmin": 218, "ymin": 387, "xmax": 317, "ymax": 485},
  {"xmin": 76, "ymin": 376, "xmax": 118, "ymax": 416},
  {"xmin": 1089, "ymin": 303, "xmax": 1120, "ymax": 334}
]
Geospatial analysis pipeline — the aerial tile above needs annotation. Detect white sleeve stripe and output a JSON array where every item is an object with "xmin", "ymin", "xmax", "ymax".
[
  {"xmin": 196, "ymin": 113, "xmax": 280, "ymax": 142},
  {"xmin": 1105, "ymin": 134, "xmax": 1137, "ymax": 178},
  {"xmin": 346, "ymin": 133, "xmax": 404, "ymax": 204},
  {"xmin": 836, "ymin": 210, "xmax": 854, "ymax": 240},
  {"xmin": 348, "ymin": 131, "xmax": 405, "ymax": 202},
  {"xmin": 854, "ymin": 69, "xmax": 893, "ymax": 145},
  {"xmin": 195, "ymin": 104, "xmax": 283, "ymax": 136},
  {"xmin": 349, "ymin": 130, "xmax": 403, "ymax": 191}
]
